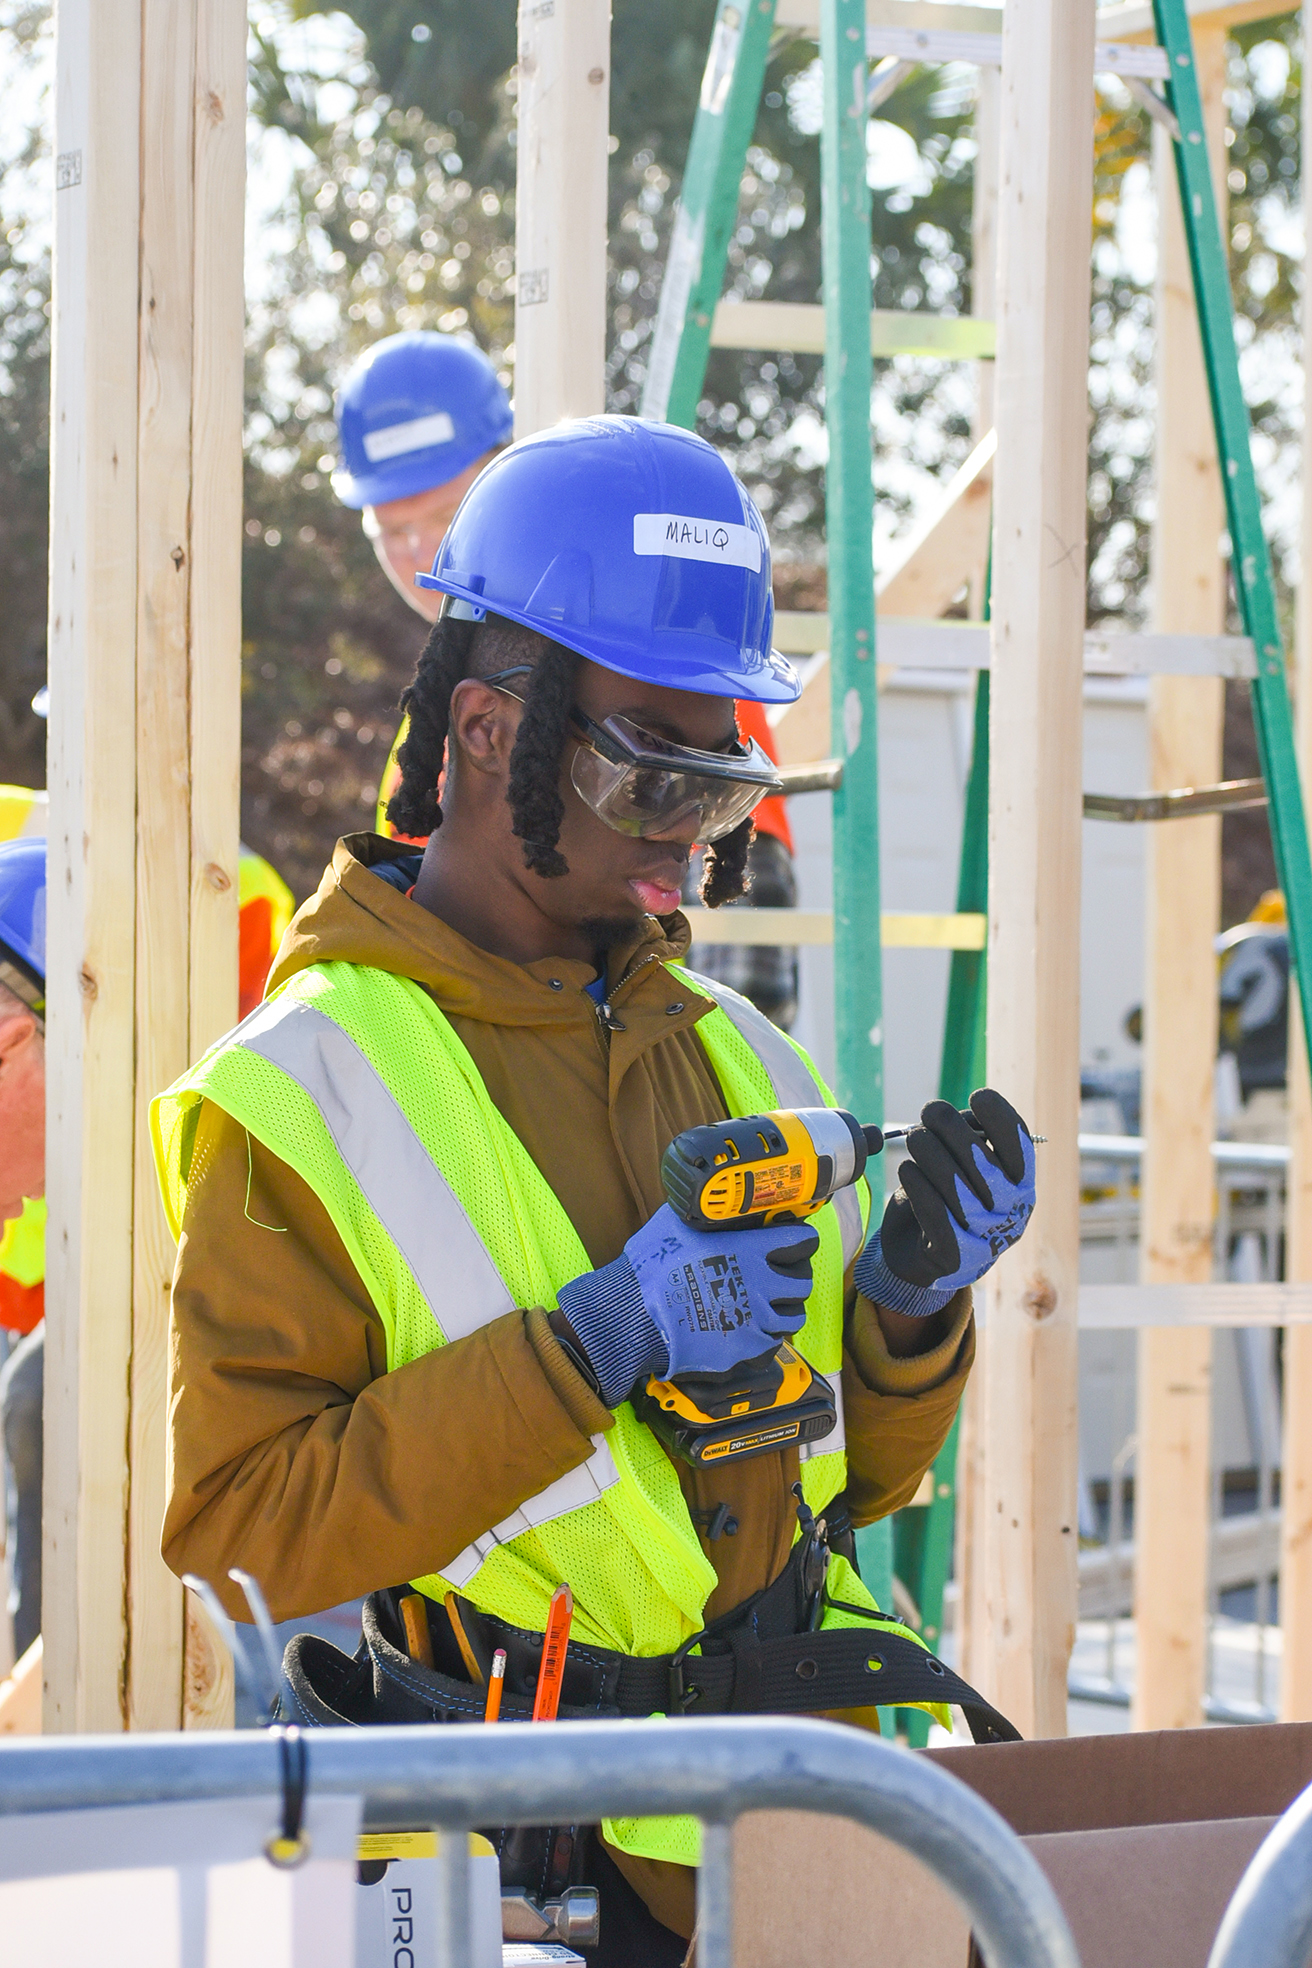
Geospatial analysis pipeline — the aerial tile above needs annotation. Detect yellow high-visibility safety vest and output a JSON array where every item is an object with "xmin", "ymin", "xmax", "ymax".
[
  {"xmin": 0, "ymin": 787, "xmax": 47, "ymax": 843},
  {"xmin": 153, "ymin": 958, "xmax": 900, "ymax": 1865}
]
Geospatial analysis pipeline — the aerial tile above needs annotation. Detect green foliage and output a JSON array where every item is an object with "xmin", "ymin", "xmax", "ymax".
[{"xmin": 0, "ymin": 146, "xmax": 50, "ymax": 788}]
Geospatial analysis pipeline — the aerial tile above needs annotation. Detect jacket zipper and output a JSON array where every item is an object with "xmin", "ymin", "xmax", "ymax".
[{"xmin": 590, "ymin": 948, "xmax": 667, "ymax": 1048}]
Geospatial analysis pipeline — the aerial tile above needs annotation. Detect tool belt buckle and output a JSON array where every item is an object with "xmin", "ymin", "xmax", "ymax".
[{"xmin": 668, "ymin": 1630, "xmax": 707, "ymax": 1714}]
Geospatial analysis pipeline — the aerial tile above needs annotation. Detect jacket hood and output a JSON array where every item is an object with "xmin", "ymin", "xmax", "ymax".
[{"xmin": 267, "ymin": 833, "xmax": 697, "ymax": 1027}]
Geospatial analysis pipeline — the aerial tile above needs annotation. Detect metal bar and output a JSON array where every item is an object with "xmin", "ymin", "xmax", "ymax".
[
  {"xmin": 1208, "ymin": 1773, "xmax": 1312, "ymax": 1968},
  {"xmin": 640, "ymin": 0, "xmax": 776, "ymax": 424},
  {"xmin": 1083, "ymin": 776, "xmax": 1265, "ymax": 821},
  {"xmin": 437, "ymin": 1830, "xmax": 473, "ymax": 1968},
  {"xmin": 1155, "ymin": 0, "xmax": 1312, "ymax": 1081},
  {"xmin": 0, "ymin": 1719, "xmax": 1080, "ymax": 1968},
  {"xmin": 697, "ymin": 1820, "xmax": 735, "ymax": 1968},
  {"xmin": 776, "ymin": 758, "xmax": 844, "ymax": 793}
]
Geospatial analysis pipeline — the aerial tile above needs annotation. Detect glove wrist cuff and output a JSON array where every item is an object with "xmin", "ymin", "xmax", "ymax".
[
  {"xmin": 854, "ymin": 1232, "xmax": 957, "ymax": 1320},
  {"xmin": 557, "ymin": 1255, "xmax": 667, "ymax": 1409}
]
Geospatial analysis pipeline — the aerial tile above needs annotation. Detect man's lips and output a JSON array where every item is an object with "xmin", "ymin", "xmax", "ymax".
[{"xmin": 628, "ymin": 871, "xmax": 685, "ymax": 914}]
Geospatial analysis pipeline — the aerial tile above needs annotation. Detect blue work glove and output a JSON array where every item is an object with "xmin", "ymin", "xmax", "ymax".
[
  {"xmin": 854, "ymin": 1088, "xmax": 1036, "ymax": 1318},
  {"xmin": 556, "ymin": 1203, "xmax": 819, "ymax": 1409}
]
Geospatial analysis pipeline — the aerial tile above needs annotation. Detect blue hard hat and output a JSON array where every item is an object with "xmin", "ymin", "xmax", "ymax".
[
  {"xmin": 0, "ymin": 837, "xmax": 45, "ymax": 1012},
  {"xmin": 415, "ymin": 416, "xmax": 799, "ymax": 703},
  {"xmin": 333, "ymin": 332, "xmax": 513, "ymax": 509}
]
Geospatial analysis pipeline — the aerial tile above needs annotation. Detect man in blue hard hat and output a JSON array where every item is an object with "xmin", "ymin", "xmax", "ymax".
[
  {"xmin": 159, "ymin": 418, "xmax": 1033, "ymax": 1962},
  {"xmin": 334, "ymin": 330, "xmax": 513, "ymax": 625},
  {"xmin": 0, "ymin": 838, "xmax": 46, "ymax": 1661}
]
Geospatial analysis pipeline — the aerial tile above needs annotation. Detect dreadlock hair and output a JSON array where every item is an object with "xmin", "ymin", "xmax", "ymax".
[
  {"xmin": 387, "ymin": 610, "xmax": 580, "ymax": 878},
  {"xmin": 699, "ymin": 817, "xmax": 753, "ymax": 909}
]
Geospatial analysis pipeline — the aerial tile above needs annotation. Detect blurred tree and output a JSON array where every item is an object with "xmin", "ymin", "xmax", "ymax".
[{"xmin": 0, "ymin": 138, "xmax": 51, "ymax": 787}]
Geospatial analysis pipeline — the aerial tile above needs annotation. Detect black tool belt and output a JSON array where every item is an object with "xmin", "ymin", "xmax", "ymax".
[{"xmin": 281, "ymin": 1537, "xmax": 1019, "ymax": 1747}]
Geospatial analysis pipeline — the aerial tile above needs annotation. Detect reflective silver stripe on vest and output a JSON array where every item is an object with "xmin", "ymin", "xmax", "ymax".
[
  {"xmin": 799, "ymin": 1371, "xmax": 845, "ymax": 1463},
  {"xmin": 236, "ymin": 995, "xmax": 516, "ymax": 1342},
  {"xmin": 441, "ymin": 1433, "xmax": 621, "ymax": 1590},
  {"xmin": 679, "ymin": 967, "xmax": 866, "ymax": 1271},
  {"xmin": 233, "ymin": 994, "xmax": 623, "ymax": 1559}
]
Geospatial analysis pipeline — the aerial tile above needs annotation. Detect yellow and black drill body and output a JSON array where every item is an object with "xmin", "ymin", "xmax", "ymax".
[{"xmin": 633, "ymin": 1108, "xmax": 884, "ymax": 1466}]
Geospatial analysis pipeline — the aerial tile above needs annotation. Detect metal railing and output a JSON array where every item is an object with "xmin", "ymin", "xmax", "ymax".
[
  {"xmin": 0, "ymin": 1716, "xmax": 1079, "ymax": 1968},
  {"xmin": 1209, "ymin": 1778, "xmax": 1312, "ymax": 1968}
]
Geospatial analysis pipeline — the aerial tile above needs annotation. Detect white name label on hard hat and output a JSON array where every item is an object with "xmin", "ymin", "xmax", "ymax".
[
  {"xmin": 363, "ymin": 410, "xmax": 456, "ymax": 462},
  {"xmin": 633, "ymin": 513, "xmax": 761, "ymax": 572}
]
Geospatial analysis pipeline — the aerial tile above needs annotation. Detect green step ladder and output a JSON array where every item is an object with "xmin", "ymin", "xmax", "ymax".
[{"xmin": 641, "ymin": 0, "xmax": 1312, "ymax": 1739}]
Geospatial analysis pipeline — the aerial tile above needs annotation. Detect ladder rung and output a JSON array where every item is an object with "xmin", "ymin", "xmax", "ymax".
[{"xmin": 863, "ymin": 22, "xmax": 1170, "ymax": 77}]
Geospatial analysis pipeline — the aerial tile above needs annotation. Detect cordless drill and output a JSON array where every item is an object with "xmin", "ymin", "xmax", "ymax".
[{"xmin": 633, "ymin": 1108, "xmax": 885, "ymax": 1466}]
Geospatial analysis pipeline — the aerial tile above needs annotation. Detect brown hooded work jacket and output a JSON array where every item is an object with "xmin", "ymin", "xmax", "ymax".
[{"xmin": 163, "ymin": 834, "xmax": 974, "ymax": 1936}]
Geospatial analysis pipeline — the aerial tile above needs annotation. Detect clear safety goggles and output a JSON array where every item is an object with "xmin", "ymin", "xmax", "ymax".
[{"xmin": 486, "ymin": 667, "xmax": 782, "ymax": 843}]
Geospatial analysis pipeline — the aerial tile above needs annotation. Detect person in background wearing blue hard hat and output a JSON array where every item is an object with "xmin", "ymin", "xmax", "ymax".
[
  {"xmin": 156, "ymin": 418, "xmax": 1032, "ymax": 1963},
  {"xmin": 335, "ymin": 328, "xmax": 513, "ymax": 626},
  {"xmin": 0, "ymin": 838, "xmax": 46, "ymax": 1664},
  {"xmin": 333, "ymin": 330, "xmax": 513, "ymax": 842}
]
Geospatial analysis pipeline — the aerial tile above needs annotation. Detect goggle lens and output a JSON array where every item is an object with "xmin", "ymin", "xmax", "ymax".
[{"xmin": 569, "ymin": 718, "xmax": 778, "ymax": 843}]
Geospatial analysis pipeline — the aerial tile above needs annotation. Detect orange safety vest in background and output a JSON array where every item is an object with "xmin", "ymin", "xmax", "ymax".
[{"xmin": 238, "ymin": 845, "xmax": 296, "ymax": 1018}]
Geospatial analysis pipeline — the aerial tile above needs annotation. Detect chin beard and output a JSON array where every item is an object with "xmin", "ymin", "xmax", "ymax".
[{"xmin": 578, "ymin": 915, "xmax": 639, "ymax": 954}]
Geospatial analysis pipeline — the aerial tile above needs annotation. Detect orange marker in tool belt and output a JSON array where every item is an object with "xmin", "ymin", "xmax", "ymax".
[{"xmin": 531, "ymin": 1583, "xmax": 573, "ymax": 1722}]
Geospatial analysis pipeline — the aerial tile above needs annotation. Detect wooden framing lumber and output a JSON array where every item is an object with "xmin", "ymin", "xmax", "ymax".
[
  {"xmin": 0, "ymin": 1639, "xmax": 43, "ymax": 1737},
  {"xmin": 1132, "ymin": 29, "xmax": 1227, "ymax": 1734},
  {"xmin": 513, "ymin": 0, "xmax": 610, "ymax": 437},
  {"xmin": 771, "ymin": 433, "xmax": 995, "ymax": 765},
  {"xmin": 979, "ymin": 0, "xmax": 1094, "ymax": 1738},
  {"xmin": 46, "ymin": 0, "xmax": 243, "ymax": 1734},
  {"xmin": 1280, "ymin": 0, "xmax": 1312, "ymax": 1725},
  {"xmin": 955, "ymin": 49, "xmax": 1000, "ymax": 1695},
  {"xmin": 709, "ymin": 300, "xmax": 996, "ymax": 358},
  {"xmin": 681, "ymin": 908, "xmax": 987, "ymax": 947}
]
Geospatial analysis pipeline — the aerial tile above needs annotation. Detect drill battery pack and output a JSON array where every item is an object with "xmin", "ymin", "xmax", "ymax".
[{"xmin": 634, "ymin": 1340, "xmax": 837, "ymax": 1465}]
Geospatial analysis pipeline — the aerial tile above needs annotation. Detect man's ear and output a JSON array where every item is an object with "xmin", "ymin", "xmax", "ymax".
[
  {"xmin": 0, "ymin": 1011, "xmax": 38, "ymax": 1068},
  {"xmin": 447, "ymin": 678, "xmax": 518, "ymax": 778}
]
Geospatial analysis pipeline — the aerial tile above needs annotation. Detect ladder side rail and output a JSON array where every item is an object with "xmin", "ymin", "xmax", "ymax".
[
  {"xmin": 639, "ymin": 0, "xmax": 777, "ymax": 425},
  {"xmin": 1153, "ymin": 0, "xmax": 1312, "ymax": 1072}
]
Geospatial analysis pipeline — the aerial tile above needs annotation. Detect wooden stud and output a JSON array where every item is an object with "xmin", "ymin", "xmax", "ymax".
[
  {"xmin": 955, "ymin": 53, "xmax": 1000, "ymax": 1696},
  {"xmin": 513, "ymin": 0, "xmax": 611, "ymax": 437},
  {"xmin": 1280, "ymin": 0, "xmax": 1312, "ymax": 1724},
  {"xmin": 1132, "ymin": 27, "xmax": 1228, "ymax": 1734},
  {"xmin": 45, "ymin": 0, "xmax": 143, "ymax": 1737},
  {"xmin": 46, "ymin": 0, "xmax": 243, "ymax": 1734},
  {"xmin": 979, "ymin": 0, "xmax": 1095, "ymax": 1737}
]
